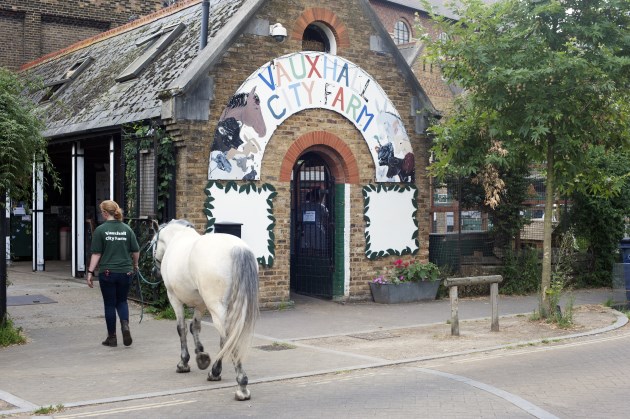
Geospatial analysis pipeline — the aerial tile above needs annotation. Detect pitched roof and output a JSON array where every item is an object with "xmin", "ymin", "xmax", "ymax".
[
  {"xmin": 24, "ymin": 0, "xmax": 435, "ymax": 139},
  {"xmin": 25, "ymin": 0, "xmax": 254, "ymax": 139},
  {"xmin": 375, "ymin": 0, "xmax": 459, "ymax": 19}
]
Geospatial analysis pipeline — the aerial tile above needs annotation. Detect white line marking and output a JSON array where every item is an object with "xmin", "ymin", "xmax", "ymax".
[{"xmin": 56, "ymin": 399, "xmax": 196, "ymax": 418}]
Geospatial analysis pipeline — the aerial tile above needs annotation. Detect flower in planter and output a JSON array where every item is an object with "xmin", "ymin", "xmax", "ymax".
[{"xmin": 372, "ymin": 259, "xmax": 440, "ymax": 284}]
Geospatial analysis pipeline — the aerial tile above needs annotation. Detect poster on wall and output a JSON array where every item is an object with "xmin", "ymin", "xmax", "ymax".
[{"xmin": 208, "ymin": 51, "xmax": 415, "ymax": 183}]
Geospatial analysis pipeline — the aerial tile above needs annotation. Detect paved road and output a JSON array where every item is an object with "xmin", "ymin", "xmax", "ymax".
[
  {"xmin": 36, "ymin": 328, "xmax": 630, "ymax": 418},
  {"xmin": 2, "ymin": 261, "xmax": 628, "ymax": 418}
]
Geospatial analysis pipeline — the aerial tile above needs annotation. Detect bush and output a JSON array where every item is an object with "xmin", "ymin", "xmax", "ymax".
[{"xmin": 500, "ymin": 247, "xmax": 541, "ymax": 295}]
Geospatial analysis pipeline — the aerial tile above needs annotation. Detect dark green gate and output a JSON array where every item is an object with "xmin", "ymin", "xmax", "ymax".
[{"xmin": 290, "ymin": 152, "xmax": 335, "ymax": 298}]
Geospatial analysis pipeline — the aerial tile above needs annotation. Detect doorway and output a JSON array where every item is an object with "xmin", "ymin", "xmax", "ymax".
[{"xmin": 290, "ymin": 152, "xmax": 335, "ymax": 298}]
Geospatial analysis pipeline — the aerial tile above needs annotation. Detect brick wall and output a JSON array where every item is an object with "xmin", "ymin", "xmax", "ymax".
[
  {"xmin": 369, "ymin": 0, "xmax": 417, "ymax": 42},
  {"xmin": 0, "ymin": 0, "xmax": 164, "ymax": 70},
  {"xmin": 369, "ymin": 1, "xmax": 457, "ymax": 114},
  {"xmin": 168, "ymin": 0, "xmax": 432, "ymax": 307}
]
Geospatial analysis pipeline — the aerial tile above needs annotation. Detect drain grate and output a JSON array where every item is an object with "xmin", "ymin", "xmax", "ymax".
[
  {"xmin": 256, "ymin": 342, "xmax": 296, "ymax": 351},
  {"xmin": 348, "ymin": 331, "xmax": 399, "ymax": 341}
]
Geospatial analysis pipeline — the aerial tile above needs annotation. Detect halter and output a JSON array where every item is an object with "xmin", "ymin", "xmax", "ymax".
[
  {"xmin": 151, "ymin": 220, "xmax": 165, "ymax": 271},
  {"xmin": 151, "ymin": 219, "xmax": 195, "ymax": 271}
]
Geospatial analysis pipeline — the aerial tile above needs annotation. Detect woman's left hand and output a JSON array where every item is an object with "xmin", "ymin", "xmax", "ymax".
[{"xmin": 86, "ymin": 273, "xmax": 94, "ymax": 288}]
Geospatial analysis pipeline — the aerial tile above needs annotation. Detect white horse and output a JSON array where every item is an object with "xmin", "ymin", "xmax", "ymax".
[{"xmin": 152, "ymin": 219, "xmax": 259, "ymax": 401}]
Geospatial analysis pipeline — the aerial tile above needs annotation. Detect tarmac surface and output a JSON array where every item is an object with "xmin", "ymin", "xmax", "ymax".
[{"xmin": 1, "ymin": 261, "xmax": 626, "ymax": 418}]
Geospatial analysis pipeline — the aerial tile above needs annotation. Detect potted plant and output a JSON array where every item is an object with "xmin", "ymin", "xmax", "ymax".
[{"xmin": 369, "ymin": 259, "xmax": 441, "ymax": 304}]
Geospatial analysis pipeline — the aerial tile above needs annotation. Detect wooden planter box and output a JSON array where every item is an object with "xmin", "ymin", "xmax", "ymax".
[{"xmin": 369, "ymin": 281, "xmax": 440, "ymax": 304}]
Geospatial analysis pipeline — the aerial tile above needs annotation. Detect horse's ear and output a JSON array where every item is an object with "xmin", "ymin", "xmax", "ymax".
[{"xmin": 249, "ymin": 86, "xmax": 257, "ymax": 96}]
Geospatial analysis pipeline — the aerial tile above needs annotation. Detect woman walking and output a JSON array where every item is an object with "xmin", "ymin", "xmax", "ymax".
[{"xmin": 86, "ymin": 200, "xmax": 140, "ymax": 347}]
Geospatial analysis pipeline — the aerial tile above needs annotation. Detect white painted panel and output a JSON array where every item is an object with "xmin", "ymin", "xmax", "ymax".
[
  {"xmin": 364, "ymin": 187, "xmax": 417, "ymax": 257},
  {"xmin": 206, "ymin": 184, "xmax": 274, "ymax": 263}
]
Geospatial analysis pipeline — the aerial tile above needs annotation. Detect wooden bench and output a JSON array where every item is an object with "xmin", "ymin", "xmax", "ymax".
[{"xmin": 443, "ymin": 275, "xmax": 503, "ymax": 336}]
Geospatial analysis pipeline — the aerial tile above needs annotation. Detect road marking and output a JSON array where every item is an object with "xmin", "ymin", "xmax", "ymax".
[
  {"xmin": 414, "ymin": 367, "xmax": 560, "ymax": 419},
  {"xmin": 56, "ymin": 399, "xmax": 196, "ymax": 418}
]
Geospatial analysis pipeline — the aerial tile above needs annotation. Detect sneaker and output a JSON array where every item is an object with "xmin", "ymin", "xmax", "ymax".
[
  {"xmin": 121, "ymin": 320, "xmax": 132, "ymax": 347},
  {"xmin": 102, "ymin": 335, "xmax": 117, "ymax": 347}
]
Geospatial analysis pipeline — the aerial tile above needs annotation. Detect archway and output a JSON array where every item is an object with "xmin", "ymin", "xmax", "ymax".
[{"xmin": 290, "ymin": 151, "xmax": 335, "ymax": 298}]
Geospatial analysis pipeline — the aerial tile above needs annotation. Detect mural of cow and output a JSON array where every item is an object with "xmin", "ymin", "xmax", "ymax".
[{"xmin": 209, "ymin": 86, "xmax": 267, "ymax": 180}]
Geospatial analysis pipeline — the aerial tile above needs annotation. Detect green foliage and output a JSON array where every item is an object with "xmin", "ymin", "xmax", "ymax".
[
  {"xmin": 127, "ymin": 219, "xmax": 170, "ymax": 310},
  {"xmin": 421, "ymin": 0, "xmax": 630, "ymax": 307},
  {"xmin": 567, "ymin": 148, "xmax": 630, "ymax": 287},
  {"xmin": 33, "ymin": 404, "xmax": 64, "ymax": 415},
  {"xmin": 145, "ymin": 304, "xmax": 193, "ymax": 320},
  {"xmin": 543, "ymin": 280, "xmax": 575, "ymax": 328},
  {"xmin": 0, "ymin": 316, "xmax": 26, "ymax": 347},
  {"xmin": 373, "ymin": 258, "xmax": 440, "ymax": 284},
  {"xmin": 423, "ymin": 0, "xmax": 630, "ymax": 193},
  {"xmin": 538, "ymin": 230, "xmax": 576, "ymax": 323},
  {"xmin": 0, "ymin": 67, "xmax": 60, "ymax": 205},
  {"xmin": 123, "ymin": 124, "xmax": 175, "ymax": 221},
  {"xmin": 500, "ymin": 248, "xmax": 541, "ymax": 295}
]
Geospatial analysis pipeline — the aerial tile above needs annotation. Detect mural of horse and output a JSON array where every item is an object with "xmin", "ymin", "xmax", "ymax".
[{"xmin": 152, "ymin": 219, "xmax": 259, "ymax": 401}]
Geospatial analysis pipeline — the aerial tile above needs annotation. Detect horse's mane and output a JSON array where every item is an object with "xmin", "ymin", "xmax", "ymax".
[
  {"xmin": 225, "ymin": 93, "xmax": 248, "ymax": 109},
  {"xmin": 225, "ymin": 92, "xmax": 260, "ymax": 109}
]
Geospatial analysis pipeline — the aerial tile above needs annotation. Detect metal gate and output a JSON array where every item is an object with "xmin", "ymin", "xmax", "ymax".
[{"xmin": 290, "ymin": 152, "xmax": 335, "ymax": 298}]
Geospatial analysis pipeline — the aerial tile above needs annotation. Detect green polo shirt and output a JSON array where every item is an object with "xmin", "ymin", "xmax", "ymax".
[{"xmin": 91, "ymin": 220, "xmax": 140, "ymax": 273}]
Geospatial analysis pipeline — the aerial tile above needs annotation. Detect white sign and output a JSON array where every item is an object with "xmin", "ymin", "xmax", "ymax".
[
  {"xmin": 303, "ymin": 210, "xmax": 316, "ymax": 223},
  {"xmin": 208, "ymin": 52, "xmax": 415, "ymax": 183}
]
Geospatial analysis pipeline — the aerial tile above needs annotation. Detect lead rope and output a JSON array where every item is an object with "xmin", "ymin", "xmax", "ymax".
[{"xmin": 135, "ymin": 220, "xmax": 163, "ymax": 323}]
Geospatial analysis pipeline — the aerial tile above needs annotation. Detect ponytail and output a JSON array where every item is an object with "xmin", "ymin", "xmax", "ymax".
[{"xmin": 100, "ymin": 200, "xmax": 124, "ymax": 221}]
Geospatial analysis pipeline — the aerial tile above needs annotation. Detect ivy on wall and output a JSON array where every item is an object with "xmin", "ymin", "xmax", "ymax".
[
  {"xmin": 363, "ymin": 183, "xmax": 419, "ymax": 259},
  {"xmin": 204, "ymin": 181, "xmax": 277, "ymax": 267},
  {"xmin": 123, "ymin": 124, "xmax": 175, "ymax": 220}
]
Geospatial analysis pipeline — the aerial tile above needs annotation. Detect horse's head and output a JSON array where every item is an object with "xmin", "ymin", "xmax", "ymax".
[
  {"xmin": 152, "ymin": 219, "xmax": 196, "ymax": 274},
  {"xmin": 151, "ymin": 224, "xmax": 167, "ymax": 277},
  {"xmin": 243, "ymin": 86, "xmax": 267, "ymax": 137}
]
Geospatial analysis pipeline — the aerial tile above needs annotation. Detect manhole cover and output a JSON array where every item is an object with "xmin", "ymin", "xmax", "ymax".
[
  {"xmin": 7, "ymin": 294, "xmax": 57, "ymax": 306},
  {"xmin": 256, "ymin": 343, "xmax": 296, "ymax": 351},
  {"xmin": 349, "ymin": 331, "xmax": 399, "ymax": 341}
]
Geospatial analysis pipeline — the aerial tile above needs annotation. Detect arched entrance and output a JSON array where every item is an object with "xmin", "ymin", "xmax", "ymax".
[{"xmin": 290, "ymin": 152, "xmax": 335, "ymax": 298}]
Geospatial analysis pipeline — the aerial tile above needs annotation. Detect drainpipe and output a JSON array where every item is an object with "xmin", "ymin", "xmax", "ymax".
[{"xmin": 199, "ymin": 0, "xmax": 210, "ymax": 51}]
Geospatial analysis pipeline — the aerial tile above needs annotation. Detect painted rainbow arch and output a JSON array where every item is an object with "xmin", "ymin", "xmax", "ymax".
[{"xmin": 208, "ymin": 52, "xmax": 415, "ymax": 183}]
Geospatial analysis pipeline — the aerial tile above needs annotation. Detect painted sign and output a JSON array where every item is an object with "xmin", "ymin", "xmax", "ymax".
[{"xmin": 208, "ymin": 52, "xmax": 415, "ymax": 183}]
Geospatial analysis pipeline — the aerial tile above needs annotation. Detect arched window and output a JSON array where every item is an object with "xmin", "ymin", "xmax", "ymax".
[
  {"xmin": 394, "ymin": 20, "xmax": 410, "ymax": 45},
  {"xmin": 302, "ymin": 22, "xmax": 337, "ymax": 54}
]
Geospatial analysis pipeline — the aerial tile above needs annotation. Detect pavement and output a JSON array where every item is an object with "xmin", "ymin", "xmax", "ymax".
[{"xmin": 0, "ymin": 260, "xmax": 626, "ymax": 418}]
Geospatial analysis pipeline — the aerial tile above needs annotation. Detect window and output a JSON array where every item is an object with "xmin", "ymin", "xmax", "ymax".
[
  {"xmin": 394, "ymin": 20, "xmax": 410, "ymax": 45},
  {"xmin": 116, "ymin": 22, "xmax": 185, "ymax": 82},
  {"xmin": 39, "ymin": 56, "xmax": 93, "ymax": 103},
  {"xmin": 302, "ymin": 23, "xmax": 337, "ymax": 54},
  {"xmin": 39, "ymin": 82, "xmax": 64, "ymax": 103}
]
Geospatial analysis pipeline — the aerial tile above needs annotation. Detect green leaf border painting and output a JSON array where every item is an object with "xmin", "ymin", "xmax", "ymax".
[
  {"xmin": 204, "ymin": 181, "xmax": 277, "ymax": 267},
  {"xmin": 363, "ymin": 184, "xmax": 418, "ymax": 260}
]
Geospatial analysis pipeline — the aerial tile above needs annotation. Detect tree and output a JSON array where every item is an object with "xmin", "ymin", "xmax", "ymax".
[
  {"xmin": 0, "ymin": 67, "xmax": 58, "ymax": 326},
  {"xmin": 421, "ymin": 0, "xmax": 630, "ymax": 315},
  {"xmin": 568, "ymin": 147, "xmax": 630, "ymax": 286}
]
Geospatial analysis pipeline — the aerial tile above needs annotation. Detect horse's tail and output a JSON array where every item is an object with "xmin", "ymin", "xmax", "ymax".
[{"xmin": 216, "ymin": 245, "xmax": 259, "ymax": 362}]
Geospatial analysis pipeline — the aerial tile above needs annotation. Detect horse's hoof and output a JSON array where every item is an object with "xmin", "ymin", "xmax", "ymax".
[
  {"xmin": 207, "ymin": 374, "xmax": 222, "ymax": 382},
  {"xmin": 235, "ymin": 388, "xmax": 251, "ymax": 401},
  {"xmin": 176, "ymin": 365, "xmax": 191, "ymax": 373},
  {"xmin": 196, "ymin": 352, "xmax": 211, "ymax": 370}
]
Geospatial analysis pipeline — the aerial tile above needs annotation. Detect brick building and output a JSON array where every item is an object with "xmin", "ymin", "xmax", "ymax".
[
  {"xmin": 0, "ymin": 0, "xmax": 166, "ymax": 71},
  {"xmin": 370, "ymin": 0, "xmax": 461, "ymax": 113},
  {"xmin": 19, "ymin": 0, "xmax": 447, "ymax": 307}
]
